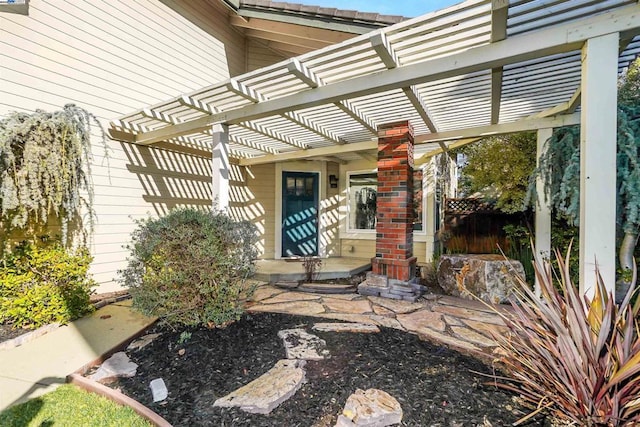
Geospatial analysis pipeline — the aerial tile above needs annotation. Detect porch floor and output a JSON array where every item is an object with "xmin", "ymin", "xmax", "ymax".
[{"xmin": 253, "ymin": 257, "xmax": 371, "ymax": 283}]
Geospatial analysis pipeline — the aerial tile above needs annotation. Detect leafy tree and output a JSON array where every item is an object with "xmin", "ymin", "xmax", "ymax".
[{"xmin": 458, "ymin": 132, "xmax": 536, "ymax": 213}]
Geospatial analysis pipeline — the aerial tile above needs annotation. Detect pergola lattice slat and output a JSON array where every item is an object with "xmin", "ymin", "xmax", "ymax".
[{"xmin": 110, "ymin": 1, "xmax": 640, "ymax": 163}]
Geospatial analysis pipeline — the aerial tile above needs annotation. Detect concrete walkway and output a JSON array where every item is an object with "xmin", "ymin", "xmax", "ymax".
[
  {"xmin": 0, "ymin": 284, "xmax": 508, "ymax": 412},
  {"xmin": 0, "ymin": 300, "xmax": 156, "ymax": 411}
]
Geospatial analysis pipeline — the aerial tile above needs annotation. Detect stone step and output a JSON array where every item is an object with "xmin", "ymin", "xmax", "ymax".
[
  {"xmin": 213, "ymin": 359, "xmax": 306, "ymax": 414},
  {"xmin": 90, "ymin": 352, "xmax": 138, "ymax": 383},
  {"xmin": 278, "ymin": 328, "xmax": 330, "ymax": 360},
  {"xmin": 298, "ymin": 283, "xmax": 356, "ymax": 294},
  {"xmin": 312, "ymin": 323, "xmax": 380, "ymax": 333},
  {"xmin": 335, "ymin": 388, "xmax": 402, "ymax": 427}
]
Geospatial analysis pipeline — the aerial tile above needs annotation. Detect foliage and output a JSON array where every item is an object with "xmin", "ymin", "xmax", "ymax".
[
  {"xmin": 458, "ymin": 132, "xmax": 536, "ymax": 213},
  {"xmin": 301, "ymin": 255, "xmax": 322, "ymax": 282},
  {"xmin": 0, "ymin": 384, "xmax": 152, "ymax": 427},
  {"xmin": 0, "ymin": 104, "xmax": 107, "ymax": 247},
  {"xmin": 119, "ymin": 208, "xmax": 259, "ymax": 327},
  {"xmin": 527, "ymin": 59, "xmax": 640, "ymax": 233},
  {"xmin": 503, "ymin": 224, "xmax": 534, "ymax": 283},
  {"xmin": 619, "ymin": 58, "xmax": 640, "ymax": 106},
  {"xmin": 0, "ymin": 240, "xmax": 95, "ymax": 329},
  {"xmin": 492, "ymin": 248, "xmax": 640, "ymax": 426},
  {"xmin": 178, "ymin": 331, "xmax": 192, "ymax": 345}
]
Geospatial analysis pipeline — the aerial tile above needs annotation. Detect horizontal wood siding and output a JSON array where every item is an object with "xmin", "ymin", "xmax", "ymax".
[
  {"xmin": 0, "ymin": 0, "xmax": 245, "ymax": 292},
  {"xmin": 340, "ymin": 239, "xmax": 375, "ymax": 259},
  {"xmin": 247, "ymin": 39, "xmax": 287, "ymax": 71},
  {"xmin": 322, "ymin": 162, "xmax": 341, "ymax": 257},
  {"xmin": 242, "ymin": 163, "xmax": 276, "ymax": 258}
]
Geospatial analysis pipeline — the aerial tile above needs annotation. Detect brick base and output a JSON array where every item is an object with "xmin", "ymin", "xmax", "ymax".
[{"xmin": 371, "ymin": 256, "xmax": 417, "ymax": 282}]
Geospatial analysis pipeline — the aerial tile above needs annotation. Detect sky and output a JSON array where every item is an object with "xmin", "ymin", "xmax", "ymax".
[{"xmin": 288, "ymin": 0, "xmax": 462, "ymax": 17}]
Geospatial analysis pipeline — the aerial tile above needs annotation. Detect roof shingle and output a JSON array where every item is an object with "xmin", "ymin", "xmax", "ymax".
[{"xmin": 239, "ymin": 0, "xmax": 407, "ymax": 26}]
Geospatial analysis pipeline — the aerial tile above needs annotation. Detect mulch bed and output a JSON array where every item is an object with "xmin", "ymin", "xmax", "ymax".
[
  {"xmin": 0, "ymin": 324, "xmax": 26, "ymax": 343},
  {"xmin": 107, "ymin": 312, "xmax": 549, "ymax": 426}
]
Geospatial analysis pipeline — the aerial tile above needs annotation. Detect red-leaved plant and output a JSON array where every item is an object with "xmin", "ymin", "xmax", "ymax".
[{"xmin": 491, "ymin": 247, "xmax": 640, "ymax": 426}]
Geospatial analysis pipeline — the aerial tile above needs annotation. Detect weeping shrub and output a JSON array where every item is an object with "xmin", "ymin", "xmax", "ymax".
[
  {"xmin": 0, "ymin": 241, "xmax": 95, "ymax": 329},
  {"xmin": 0, "ymin": 104, "xmax": 107, "ymax": 248},
  {"xmin": 491, "ymin": 247, "xmax": 640, "ymax": 426},
  {"xmin": 119, "ymin": 208, "xmax": 259, "ymax": 327}
]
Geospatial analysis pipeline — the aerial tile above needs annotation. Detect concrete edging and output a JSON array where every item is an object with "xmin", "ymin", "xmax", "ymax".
[
  {"xmin": 0, "ymin": 323, "xmax": 61, "ymax": 351},
  {"xmin": 67, "ymin": 373, "xmax": 172, "ymax": 427}
]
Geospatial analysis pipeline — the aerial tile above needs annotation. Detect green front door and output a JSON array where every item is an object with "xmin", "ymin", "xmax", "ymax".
[{"xmin": 282, "ymin": 172, "xmax": 319, "ymax": 257}]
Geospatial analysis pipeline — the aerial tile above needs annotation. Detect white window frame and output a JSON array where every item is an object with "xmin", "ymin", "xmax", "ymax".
[
  {"xmin": 346, "ymin": 169, "xmax": 378, "ymax": 235},
  {"xmin": 343, "ymin": 167, "xmax": 427, "ymax": 240}
]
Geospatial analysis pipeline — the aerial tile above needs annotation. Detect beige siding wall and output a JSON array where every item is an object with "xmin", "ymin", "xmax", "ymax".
[
  {"xmin": 323, "ymin": 161, "xmax": 341, "ymax": 257},
  {"xmin": 246, "ymin": 39, "xmax": 287, "ymax": 72},
  {"xmin": 241, "ymin": 163, "xmax": 276, "ymax": 258},
  {"xmin": 0, "ymin": 0, "xmax": 246, "ymax": 292},
  {"xmin": 340, "ymin": 239, "xmax": 376, "ymax": 259}
]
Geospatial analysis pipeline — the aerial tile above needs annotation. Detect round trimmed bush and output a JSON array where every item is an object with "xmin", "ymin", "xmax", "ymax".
[{"xmin": 119, "ymin": 208, "xmax": 259, "ymax": 327}]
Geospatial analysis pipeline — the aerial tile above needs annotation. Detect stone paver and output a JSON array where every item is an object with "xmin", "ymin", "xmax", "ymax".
[
  {"xmin": 312, "ymin": 323, "xmax": 380, "ymax": 333},
  {"xmin": 442, "ymin": 315, "xmax": 464, "ymax": 327},
  {"xmin": 371, "ymin": 305, "xmax": 395, "ymax": 317},
  {"xmin": 462, "ymin": 319, "xmax": 509, "ymax": 338},
  {"xmin": 259, "ymin": 291, "xmax": 321, "ymax": 304},
  {"xmin": 335, "ymin": 388, "xmax": 402, "ymax": 427},
  {"xmin": 437, "ymin": 295, "xmax": 504, "ymax": 315},
  {"xmin": 432, "ymin": 305, "xmax": 506, "ymax": 326},
  {"xmin": 417, "ymin": 328, "xmax": 483, "ymax": 356},
  {"xmin": 250, "ymin": 286, "xmax": 286, "ymax": 302},
  {"xmin": 368, "ymin": 296, "xmax": 424, "ymax": 314},
  {"xmin": 213, "ymin": 359, "xmax": 306, "ymax": 414},
  {"xmin": 249, "ymin": 301, "xmax": 326, "ymax": 316},
  {"xmin": 369, "ymin": 315, "xmax": 404, "ymax": 330},
  {"xmin": 396, "ymin": 309, "xmax": 446, "ymax": 334},
  {"xmin": 320, "ymin": 294, "xmax": 362, "ymax": 301},
  {"xmin": 127, "ymin": 333, "xmax": 162, "ymax": 352},
  {"xmin": 90, "ymin": 351, "xmax": 138, "ymax": 382},
  {"xmin": 319, "ymin": 313, "xmax": 379, "ymax": 325},
  {"xmin": 245, "ymin": 284, "xmax": 508, "ymax": 361},
  {"xmin": 323, "ymin": 298, "xmax": 372, "ymax": 314},
  {"xmin": 450, "ymin": 326, "xmax": 497, "ymax": 347},
  {"xmin": 278, "ymin": 329, "xmax": 329, "ymax": 360}
]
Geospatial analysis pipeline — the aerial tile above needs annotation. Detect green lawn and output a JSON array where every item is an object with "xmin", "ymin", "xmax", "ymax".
[{"xmin": 0, "ymin": 384, "xmax": 152, "ymax": 427}]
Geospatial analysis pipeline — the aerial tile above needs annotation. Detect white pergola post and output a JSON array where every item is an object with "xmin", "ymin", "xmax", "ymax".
[
  {"xmin": 424, "ymin": 161, "xmax": 436, "ymax": 262},
  {"xmin": 579, "ymin": 33, "xmax": 619, "ymax": 298},
  {"xmin": 212, "ymin": 123, "xmax": 230, "ymax": 211},
  {"xmin": 535, "ymin": 127, "xmax": 553, "ymax": 295}
]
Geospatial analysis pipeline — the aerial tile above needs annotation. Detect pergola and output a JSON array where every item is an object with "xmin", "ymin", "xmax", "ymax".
[{"xmin": 110, "ymin": 0, "xmax": 640, "ymax": 297}]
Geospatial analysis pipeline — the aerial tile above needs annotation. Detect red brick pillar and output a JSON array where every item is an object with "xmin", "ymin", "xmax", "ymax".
[{"xmin": 372, "ymin": 120, "xmax": 417, "ymax": 281}]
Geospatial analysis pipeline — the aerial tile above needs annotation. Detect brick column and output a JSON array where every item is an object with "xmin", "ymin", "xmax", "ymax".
[{"xmin": 372, "ymin": 120, "xmax": 417, "ymax": 281}]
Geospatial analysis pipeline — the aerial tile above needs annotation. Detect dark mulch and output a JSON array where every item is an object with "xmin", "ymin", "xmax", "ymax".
[
  {"xmin": 0, "ymin": 324, "xmax": 27, "ymax": 343},
  {"xmin": 108, "ymin": 312, "xmax": 548, "ymax": 426}
]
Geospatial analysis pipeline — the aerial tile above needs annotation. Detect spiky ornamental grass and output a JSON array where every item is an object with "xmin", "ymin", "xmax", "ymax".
[
  {"xmin": 492, "ymin": 248, "xmax": 640, "ymax": 426},
  {"xmin": 0, "ymin": 104, "xmax": 107, "ymax": 246}
]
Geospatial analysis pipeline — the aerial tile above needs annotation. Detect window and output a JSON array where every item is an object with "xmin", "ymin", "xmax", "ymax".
[
  {"xmin": 348, "ymin": 173, "xmax": 377, "ymax": 230},
  {"xmin": 286, "ymin": 176, "xmax": 315, "ymax": 197},
  {"xmin": 347, "ymin": 171, "xmax": 424, "ymax": 231},
  {"xmin": 413, "ymin": 169, "xmax": 423, "ymax": 232}
]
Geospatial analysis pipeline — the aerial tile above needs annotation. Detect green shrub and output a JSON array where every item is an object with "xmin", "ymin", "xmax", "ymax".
[
  {"xmin": 0, "ymin": 242, "xmax": 95, "ymax": 329},
  {"xmin": 119, "ymin": 208, "xmax": 259, "ymax": 327},
  {"xmin": 492, "ymin": 248, "xmax": 640, "ymax": 426}
]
